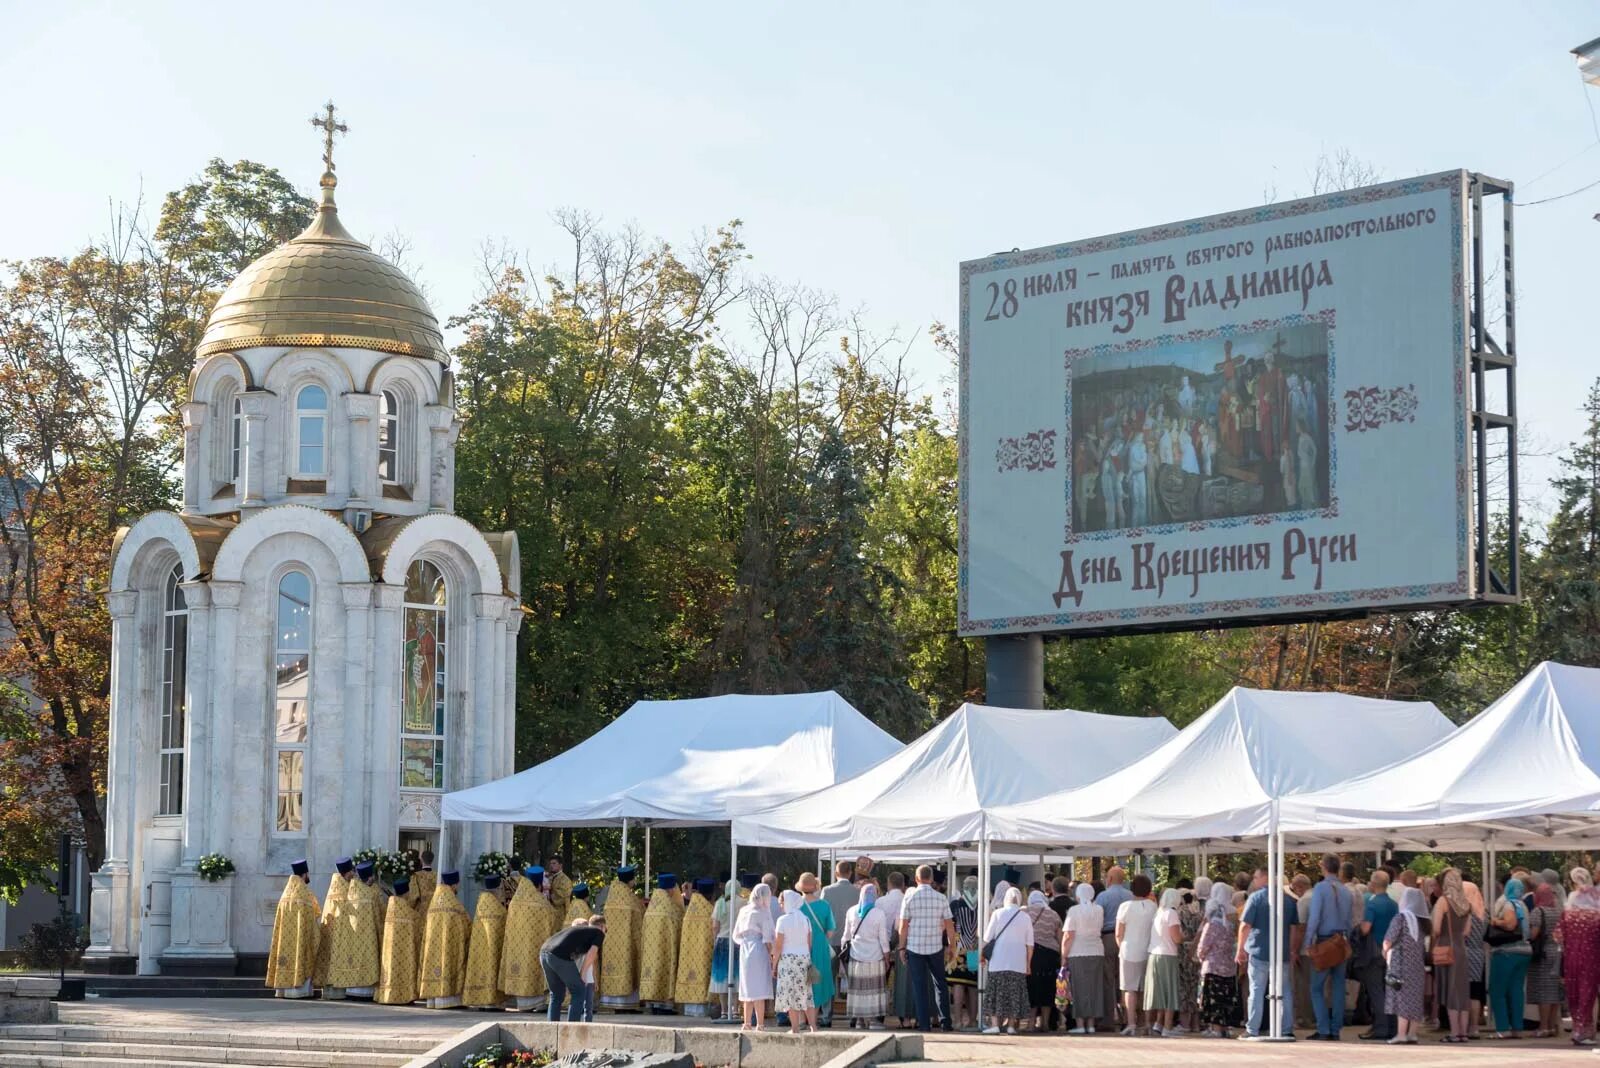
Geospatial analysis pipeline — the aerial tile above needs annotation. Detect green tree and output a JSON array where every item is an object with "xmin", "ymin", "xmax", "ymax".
[{"xmin": 155, "ymin": 159, "xmax": 315, "ymax": 288}]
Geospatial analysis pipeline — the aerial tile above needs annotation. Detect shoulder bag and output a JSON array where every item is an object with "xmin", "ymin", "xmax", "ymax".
[
  {"xmin": 1306, "ymin": 883, "xmax": 1352, "ymax": 970},
  {"xmin": 981, "ymin": 907, "xmax": 1023, "ymax": 963},
  {"xmin": 1485, "ymin": 903, "xmax": 1524, "ymax": 947},
  {"xmin": 1430, "ymin": 907, "xmax": 1455, "ymax": 966}
]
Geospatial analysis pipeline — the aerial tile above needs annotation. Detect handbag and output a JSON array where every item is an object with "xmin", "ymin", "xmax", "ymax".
[
  {"xmin": 1054, "ymin": 963, "xmax": 1071, "ymax": 1011},
  {"xmin": 1430, "ymin": 908, "xmax": 1455, "ymax": 967},
  {"xmin": 981, "ymin": 907, "xmax": 1023, "ymax": 963},
  {"xmin": 1485, "ymin": 903, "xmax": 1523, "ymax": 947},
  {"xmin": 1306, "ymin": 883, "xmax": 1352, "ymax": 970}
]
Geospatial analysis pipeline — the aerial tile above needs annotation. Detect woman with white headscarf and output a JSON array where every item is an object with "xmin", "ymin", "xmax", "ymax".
[
  {"xmin": 841, "ymin": 883, "xmax": 890, "ymax": 1028},
  {"xmin": 1383, "ymin": 886, "xmax": 1430, "ymax": 1044},
  {"xmin": 1061, "ymin": 882, "xmax": 1105, "ymax": 1033},
  {"xmin": 981, "ymin": 886, "xmax": 1034, "ymax": 1035},
  {"xmin": 1026, "ymin": 889, "xmax": 1063, "ymax": 1031},
  {"xmin": 1142, "ymin": 888, "xmax": 1185, "ymax": 1035},
  {"xmin": 772, "ymin": 889, "xmax": 817, "ymax": 1033},
  {"xmin": 734, "ymin": 883, "xmax": 776, "ymax": 1029},
  {"xmin": 1563, "ymin": 867, "xmax": 1600, "ymax": 1046},
  {"xmin": 1196, "ymin": 880, "xmax": 1241, "ymax": 1037}
]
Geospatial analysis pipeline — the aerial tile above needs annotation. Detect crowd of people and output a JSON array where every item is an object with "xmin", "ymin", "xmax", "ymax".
[{"xmin": 266, "ymin": 848, "xmax": 1600, "ymax": 1047}]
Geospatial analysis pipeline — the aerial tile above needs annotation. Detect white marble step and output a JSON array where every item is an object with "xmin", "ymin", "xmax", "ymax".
[
  {"xmin": 0, "ymin": 1056, "xmax": 307, "ymax": 1068},
  {"xmin": 0, "ymin": 1027, "xmax": 434, "ymax": 1055},
  {"xmin": 0, "ymin": 1037, "xmax": 414, "ymax": 1067}
]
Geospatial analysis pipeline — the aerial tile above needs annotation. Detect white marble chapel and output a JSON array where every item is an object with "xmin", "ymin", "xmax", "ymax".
[{"xmin": 85, "ymin": 122, "xmax": 518, "ymax": 975}]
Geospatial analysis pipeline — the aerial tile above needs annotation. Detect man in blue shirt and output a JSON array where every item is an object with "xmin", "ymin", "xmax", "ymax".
[
  {"xmin": 1356, "ymin": 870, "xmax": 1399, "ymax": 1041},
  {"xmin": 1094, "ymin": 866, "xmax": 1133, "ymax": 1032},
  {"xmin": 1302, "ymin": 853, "xmax": 1355, "ymax": 1040},
  {"xmin": 1237, "ymin": 878, "xmax": 1302, "ymax": 1038}
]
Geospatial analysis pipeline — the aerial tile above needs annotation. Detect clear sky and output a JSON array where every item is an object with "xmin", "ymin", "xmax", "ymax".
[{"xmin": 4, "ymin": 1, "xmax": 1597, "ymax": 515}]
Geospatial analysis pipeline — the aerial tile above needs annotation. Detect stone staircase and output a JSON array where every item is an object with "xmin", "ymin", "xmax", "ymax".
[{"xmin": 0, "ymin": 1023, "xmax": 439, "ymax": 1068}]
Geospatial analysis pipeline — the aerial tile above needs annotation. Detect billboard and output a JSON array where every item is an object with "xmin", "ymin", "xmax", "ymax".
[{"xmin": 959, "ymin": 170, "xmax": 1472, "ymax": 636}]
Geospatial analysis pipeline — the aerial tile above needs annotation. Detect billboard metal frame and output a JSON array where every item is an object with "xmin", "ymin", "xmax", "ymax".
[{"xmin": 959, "ymin": 172, "xmax": 1519, "ymax": 640}]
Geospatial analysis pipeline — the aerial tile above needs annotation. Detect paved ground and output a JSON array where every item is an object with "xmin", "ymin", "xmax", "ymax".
[{"xmin": 44, "ymin": 1001, "xmax": 1600, "ymax": 1063}]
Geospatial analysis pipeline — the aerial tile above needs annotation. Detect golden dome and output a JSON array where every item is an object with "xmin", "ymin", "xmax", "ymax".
[{"xmin": 196, "ymin": 172, "xmax": 445, "ymax": 363}]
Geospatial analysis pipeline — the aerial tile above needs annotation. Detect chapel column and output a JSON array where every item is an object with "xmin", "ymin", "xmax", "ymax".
[
  {"xmin": 178, "ymin": 581, "xmax": 212, "ymax": 865},
  {"xmin": 424, "ymin": 405, "xmax": 460, "ymax": 513},
  {"xmin": 85, "ymin": 590, "xmax": 140, "ymax": 970},
  {"xmin": 206, "ymin": 582, "xmax": 244, "ymax": 865},
  {"xmin": 501, "ymin": 608, "xmax": 521, "ymax": 782},
  {"xmin": 466, "ymin": 594, "xmax": 508, "ymax": 863},
  {"xmin": 237, "ymin": 392, "xmax": 274, "ymax": 512},
  {"xmin": 371, "ymin": 583, "xmax": 405, "ymax": 848},
  {"xmin": 340, "ymin": 583, "xmax": 375, "ymax": 844},
  {"xmin": 179, "ymin": 402, "xmax": 205, "ymax": 514},
  {"xmin": 344, "ymin": 392, "xmax": 379, "ymax": 512}
]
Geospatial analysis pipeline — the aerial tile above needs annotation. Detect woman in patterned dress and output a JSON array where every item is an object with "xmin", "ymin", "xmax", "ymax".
[
  {"xmin": 772, "ymin": 890, "xmax": 817, "ymax": 1034},
  {"xmin": 1562, "ymin": 868, "xmax": 1600, "ymax": 1047},
  {"xmin": 947, "ymin": 877, "xmax": 980, "ymax": 1030},
  {"xmin": 1195, "ymin": 881, "xmax": 1240, "ymax": 1037},
  {"xmin": 1176, "ymin": 878, "xmax": 1205, "ymax": 1034},
  {"xmin": 1527, "ymin": 881, "xmax": 1565, "ymax": 1037},
  {"xmin": 710, "ymin": 878, "xmax": 739, "ymax": 1011},
  {"xmin": 1384, "ymin": 887, "xmax": 1430, "ymax": 1045},
  {"xmin": 1462, "ymin": 881, "xmax": 1488, "ymax": 1039},
  {"xmin": 841, "ymin": 883, "xmax": 891, "ymax": 1028},
  {"xmin": 1025, "ymin": 890, "xmax": 1063, "ymax": 1031},
  {"xmin": 981, "ymin": 886, "xmax": 1034, "ymax": 1034}
]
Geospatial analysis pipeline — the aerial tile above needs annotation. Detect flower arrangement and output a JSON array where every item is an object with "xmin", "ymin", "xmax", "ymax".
[
  {"xmin": 195, "ymin": 854, "xmax": 235, "ymax": 883},
  {"xmin": 351, "ymin": 847, "xmax": 385, "ymax": 871},
  {"xmin": 460, "ymin": 1044, "xmax": 556, "ymax": 1068},
  {"xmin": 375, "ymin": 849, "xmax": 419, "ymax": 883},
  {"xmin": 472, "ymin": 851, "xmax": 520, "ymax": 881}
]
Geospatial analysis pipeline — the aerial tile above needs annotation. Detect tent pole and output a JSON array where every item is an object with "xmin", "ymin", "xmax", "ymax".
[
  {"xmin": 645, "ymin": 824, "xmax": 652, "ymax": 889},
  {"xmin": 1268, "ymin": 814, "xmax": 1281, "ymax": 1040},
  {"xmin": 978, "ymin": 822, "xmax": 991, "ymax": 1030},
  {"xmin": 727, "ymin": 827, "xmax": 739, "ymax": 1021},
  {"xmin": 621, "ymin": 817, "xmax": 629, "ymax": 867}
]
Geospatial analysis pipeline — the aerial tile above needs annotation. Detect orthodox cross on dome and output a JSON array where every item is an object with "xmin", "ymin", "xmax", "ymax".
[{"xmin": 309, "ymin": 101, "xmax": 348, "ymax": 177}]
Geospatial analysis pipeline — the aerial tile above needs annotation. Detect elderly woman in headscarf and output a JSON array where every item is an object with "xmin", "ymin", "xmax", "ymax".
[
  {"xmin": 1383, "ymin": 886, "xmax": 1431, "ymax": 1044},
  {"xmin": 1487, "ymin": 875, "xmax": 1532, "ymax": 1039},
  {"xmin": 1527, "ymin": 877, "xmax": 1565, "ymax": 1036},
  {"xmin": 1195, "ymin": 879, "xmax": 1240, "ymax": 1037},
  {"xmin": 981, "ymin": 885, "xmax": 1033, "ymax": 1035},
  {"xmin": 1431, "ymin": 868, "xmax": 1472, "ymax": 1042},
  {"xmin": 1142, "ymin": 888, "xmax": 1185, "ymax": 1036},
  {"xmin": 733, "ymin": 883, "xmax": 776, "ymax": 1030},
  {"xmin": 841, "ymin": 882, "xmax": 891, "ymax": 1028},
  {"xmin": 772, "ymin": 889, "xmax": 818, "ymax": 1033},
  {"xmin": 946, "ymin": 875, "xmax": 980, "ymax": 1030},
  {"xmin": 1061, "ymin": 881, "xmax": 1106, "ymax": 1033},
  {"xmin": 1025, "ymin": 889, "xmax": 1064, "ymax": 1031},
  {"xmin": 1176, "ymin": 877, "xmax": 1205, "ymax": 1034},
  {"xmin": 1563, "ymin": 867, "xmax": 1600, "ymax": 1046}
]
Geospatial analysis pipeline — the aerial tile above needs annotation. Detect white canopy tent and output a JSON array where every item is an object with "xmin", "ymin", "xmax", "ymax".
[
  {"xmin": 987, "ymin": 687, "xmax": 1455, "ymax": 851},
  {"xmin": 441, "ymin": 690, "xmax": 902, "ymax": 828},
  {"xmin": 1279, "ymin": 662, "xmax": 1600, "ymax": 852},
  {"xmin": 984, "ymin": 686, "xmax": 1455, "ymax": 1041},
  {"xmin": 731, "ymin": 702, "xmax": 1176, "ymax": 850}
]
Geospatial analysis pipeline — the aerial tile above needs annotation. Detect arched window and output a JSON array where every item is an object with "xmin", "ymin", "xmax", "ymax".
[
  {"xmin": 401, "ymin": 560, "xmax": 447, "ymax": 791},
  {"xmin": 377, "ymin": 389, "xmax": 401, "ymax": 483},
  {"xmin": 295, "ymin": 385, "xmax": 328, "ymax": 476},
  {"xmin": 274, "ymin": 570, "xmax": 312, "ymax": 834},
  {"xmin": 158, "ymin": 565, "xmax": 187, "ymax": 816},
  {"xmin": 230, "ymin": 396, "xmax": 243, "ymax": 482}
]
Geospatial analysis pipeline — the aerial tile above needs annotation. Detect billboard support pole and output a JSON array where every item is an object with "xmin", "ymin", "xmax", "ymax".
[{"xmin": 984, "ymin": 635, "xmax": 1044, "ymax": 709}]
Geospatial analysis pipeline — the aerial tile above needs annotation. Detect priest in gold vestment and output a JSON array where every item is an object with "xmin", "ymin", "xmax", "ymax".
[
  {"xmin": 375, "ymin": 876, "xmax": 423, "ymax": 1005},
  {"xmin": 420, "ymin": 870, "xmax": 471, "ymax": 1008},
  {"xmin": 565, "ymin": 881, "xmax": 593, "ymax": 924},
  {"xmin": 639, "ymin": 873, "xmax": 684, "ymax": 1009},
  {"xmin": 327, "ymin": 860, "xmax": 384, "ymax": 998},
  {"xmin": 502, "ymin": 866, "xmax": 559, "ymax": 1011},
  {"xmin": 675, "ymin": 876, "xmax": 717, "ymax": 1015},
  {"xmin": 597, "ymin": 865, "xmax": 645, "ymax": 1010},
  {"xmin": 409, "ymin": 865, "xmax": 437, "ymax": 910},
  {"xmin": 546, "ymin": 858, "xmax": 572, "ymax": 914},
  {"xmin": 266, "ymin": 859, "xmax": 319, "ymax": 998},
  {"xmin": 462, "ymin": 873, "xmax": 508, "ymax": 1009},
  {"xmin": 313, "ymin": 857, "xmax": 355, "ymax": 995}
]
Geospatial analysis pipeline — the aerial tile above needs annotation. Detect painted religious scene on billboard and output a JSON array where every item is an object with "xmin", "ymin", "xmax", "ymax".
[
  {"xmin": 1070, "ymin": 320, "xmax": 1331, "ymax": 535},
  {"xmin": 959, "ymin": 170, "xmax": 1475, "ymax": 637}
]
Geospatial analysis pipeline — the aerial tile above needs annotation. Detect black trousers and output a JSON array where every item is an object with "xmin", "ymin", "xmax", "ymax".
[
  {"xmin": 907, "ymin": 951, "xmax": 951, "ymax": 1031},
  {"xmin": 1359, "ymin": 958, "xmax": 1394, "ymax": 1039}
]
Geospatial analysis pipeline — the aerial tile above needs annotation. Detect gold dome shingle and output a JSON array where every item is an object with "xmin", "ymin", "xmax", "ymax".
[{"xmin": 196, "ymin": 172, "xmax": 445, "ymax": 363}]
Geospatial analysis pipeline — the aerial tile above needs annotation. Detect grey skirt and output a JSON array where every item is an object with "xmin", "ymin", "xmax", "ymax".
[
  {"xmin": 1067, "ymin": 954, "xmax": 1106, "ymax": 1019},
  {"xmin": 1143, "ymin": 954, "xmax": 1182, "ymax": 1012},
  {"xmin": 987, "ymin": 969, "xmax": 1029, "ymax": 1020}
]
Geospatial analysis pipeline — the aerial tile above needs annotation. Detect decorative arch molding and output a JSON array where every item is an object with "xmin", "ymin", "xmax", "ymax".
[
  {"xmin": 212, "ymin": 504, "xmax": 370, "ymax": 585},
  {"xmin": 260, "ymin": 348, "xmax": 357, "ymax": 397},
  {"xmin": 362, "ymin": 354, "xmax": 439, "ymax": 399},
  {"xmin": 378, "ymin": 513, "xmax": 502, "ymax": 595},
  {"xmin": 110, "ymin": 511, "xmax": 202, "ymax": 591},
  {"xmin": 188, "ymin": 351, "xmax": 255, "ymax": 397}
]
